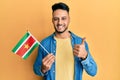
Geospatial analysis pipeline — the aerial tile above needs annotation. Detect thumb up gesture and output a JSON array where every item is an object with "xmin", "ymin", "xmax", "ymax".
[{"xmin": 73, "ymin": 38, "xmax": 88, "ymax": 60}]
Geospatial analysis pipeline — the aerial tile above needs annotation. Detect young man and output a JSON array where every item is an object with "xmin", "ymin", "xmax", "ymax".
[{"xmin": 33, "ymin": 2, "xmax": 97, "ymax": 80}]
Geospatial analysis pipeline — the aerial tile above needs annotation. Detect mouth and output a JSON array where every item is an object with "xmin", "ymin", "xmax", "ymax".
[
  {"xmin": 56, "ymin": 24, "xmax": 65, "ymax": 29},
  {"xmin": 57, "ymin": 25, "xmax": 63, "ymax": 30},
  {"xmin": 55, "ymin": 24, "xmax": 68, "ymax": 33}
]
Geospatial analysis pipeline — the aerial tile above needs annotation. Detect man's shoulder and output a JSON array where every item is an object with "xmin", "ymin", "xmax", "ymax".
[
  {"xmin": 40, "ymin": 33, "xmax": 54, "ymax": 44},
  {"xmin": 70, "ymin": 31, "xmax": 82, "ymax": 39},
  {"xmin": 70, "ymin": 31, "xmax": 84, "ymax": 44}
]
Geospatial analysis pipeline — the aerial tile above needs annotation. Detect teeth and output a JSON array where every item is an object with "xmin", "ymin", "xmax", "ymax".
[{"xmin": 57, "ymin": 26, "xmax": 63, "ymax": 29}]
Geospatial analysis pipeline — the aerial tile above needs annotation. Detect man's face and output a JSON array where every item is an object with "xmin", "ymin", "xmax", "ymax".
[{"xmin": 52, "ymin": 9, "xmax": 70, "ymax": 33}]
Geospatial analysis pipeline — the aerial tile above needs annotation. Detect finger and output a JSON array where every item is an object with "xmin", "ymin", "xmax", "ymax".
[
  {"xmin": 74, "ymin": 47, "xmax": 80, "ymax": 52},
  {"xmin": 42, "ymin": 54, "xmax": 50, "ymax": 63},
  {"xmin": 73, "ymin": 50, "xmax": 79, "ymax": 56},
  {"xmin": 43, "ymin": 55, "xmax": 55, "ymax": 65},
  {"xmin": 43, "ymin": 57, "xmax": 55, "ymax": 71},
  {"xmin": 43, "ymin": 53, "xmax": 53, "ymax": 61},
  {"xmin": 74, "ymin": 45, "xmax": 81, "ymax": 51},
  {"xmin": 44, "ymin": 60, "xmax": 54, "ymax": 69},
  {"xmin": 74, "ymin": 44, "xmax": 80, "ymax": 48},
  {"xmin": 73, "ymin": 49, "xmax": 79, "ymax": 55},
  {"xmin": 81, "ymin": 37, "xmax": 86, "ymax": 45},
  {"xmin": 47, "ymin": 57, "xmax": 55, "ymax": 66},
  {"xmin": 42, "ymin": 54, "xmax": 54, "ymax": 62},
  {"xmin": 47, "ymin": 55, "xmax": 55, "ymax": 64}
]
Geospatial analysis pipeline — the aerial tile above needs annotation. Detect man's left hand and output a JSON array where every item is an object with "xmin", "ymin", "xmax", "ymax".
[{"xmin": 73, "ymin": 38, "xmax": 88, "ymax": 60}]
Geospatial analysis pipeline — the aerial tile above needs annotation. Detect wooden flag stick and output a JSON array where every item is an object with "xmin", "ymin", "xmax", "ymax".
[{"xmin": 39, "ymin": 43, "xmax": 49, "ymax": 54}]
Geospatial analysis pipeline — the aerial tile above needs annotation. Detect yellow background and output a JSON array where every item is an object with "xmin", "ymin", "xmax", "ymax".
[{"xmin": 0, "ymin": 0, "xmax": 120, "ymax": 80}]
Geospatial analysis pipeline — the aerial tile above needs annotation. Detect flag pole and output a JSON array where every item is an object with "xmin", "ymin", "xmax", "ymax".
[
  {"xmin": 27, "ymin": 31, "xmax": 49, "ymax": 54},
  {"xmin": 39, "ymin": 43, "xmax": 49, "ymax": 54}
]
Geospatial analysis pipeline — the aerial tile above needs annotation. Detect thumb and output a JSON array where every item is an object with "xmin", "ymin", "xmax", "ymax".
[{"xmin": 81, "ymin": 37, "xmax": 86, "ymax": 45}]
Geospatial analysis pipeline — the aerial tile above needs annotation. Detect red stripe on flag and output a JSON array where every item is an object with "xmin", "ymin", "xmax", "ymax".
[{"xmin": 16, "ymin": 36, "xmax": 35, "ymax": 57}]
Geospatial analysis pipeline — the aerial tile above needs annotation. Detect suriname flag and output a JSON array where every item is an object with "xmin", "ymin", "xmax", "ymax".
[{"xmin": 12, "ymin": 31, "xmax": 40, "ymax": 59}]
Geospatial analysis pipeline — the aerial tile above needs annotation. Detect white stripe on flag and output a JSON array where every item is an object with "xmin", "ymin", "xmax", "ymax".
[
  {"xmin": 28, "ymin": 31, "xmax": 49, "ymax": 54},
  {"xmin": 28, "ymin": 31, "xmax": 40, "ymax": 44},
  {"xmin": 22, "ymin": 41, "xmax": 36, "ymax": 58},
  {"xmin": 14, "ymin": 35, "xmax": 31, "ymax": 54}
]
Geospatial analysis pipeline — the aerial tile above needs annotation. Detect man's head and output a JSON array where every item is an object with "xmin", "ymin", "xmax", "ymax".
[
  {"xmin": 52, "ymin": 2, "xmax": 69, "ymax": 13},
  {"xmin": 52, "ymin": 2, "xmax": 70, "ymax": 34}
]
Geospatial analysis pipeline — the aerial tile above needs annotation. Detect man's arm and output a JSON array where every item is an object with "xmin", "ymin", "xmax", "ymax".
[
  {"xmin": 33, "ymin": 46, "xmax": 55, "ymax": 76},
  {"xmin": 73, "ymin": 38, "xmax": 97, "ymax": 76},
  {"xmin": 33, "ymin": 46, "xmax": 45, "ymax": 76},
  {"xmin": 81, "ymin": 51, "xmax": 97, "ymax": 76}
]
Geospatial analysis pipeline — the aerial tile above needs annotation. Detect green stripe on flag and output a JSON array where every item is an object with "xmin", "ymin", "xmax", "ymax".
[
  {"xmin": 23, "ymin": 42, "xmax": 39, "ymax": 59},
  {"xmin": 12, "ymin": 32, "xmax": 30, "ymax": 53}
]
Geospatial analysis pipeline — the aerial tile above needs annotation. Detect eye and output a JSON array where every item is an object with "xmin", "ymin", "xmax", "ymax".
[
  {"xmin": 53, "ymin": 17, "xmax": 58, "ymax": 21},
  {"xmin": 62, "ymin": 17, "xmax": 67, "ymax": 20}
]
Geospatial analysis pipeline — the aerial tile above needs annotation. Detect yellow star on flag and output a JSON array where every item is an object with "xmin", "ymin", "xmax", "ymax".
[{"xmin": 24, "ymin": 44, "xmax": 29, "ymax": 49}]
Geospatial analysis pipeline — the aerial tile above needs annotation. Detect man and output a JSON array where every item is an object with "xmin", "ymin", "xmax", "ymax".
[{"xmin": 33, "ymin": 2, "xmax": 97, "ymax": 80}]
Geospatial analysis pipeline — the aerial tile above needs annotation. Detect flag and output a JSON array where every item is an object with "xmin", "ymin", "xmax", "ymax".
[{"xmin": 12, "ymin": 31, "xmax": 40, "ymax": 59}]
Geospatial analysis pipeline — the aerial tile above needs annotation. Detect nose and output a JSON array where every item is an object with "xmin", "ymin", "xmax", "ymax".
[{"xmin": 58, "ymin": 19, "xmax": 62, "ymax": 24}]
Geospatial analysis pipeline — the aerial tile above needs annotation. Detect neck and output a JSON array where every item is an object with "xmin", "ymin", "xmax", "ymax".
[{"xmin": 55, "ymin": 31, "xmax": 70, "ymax": 39}]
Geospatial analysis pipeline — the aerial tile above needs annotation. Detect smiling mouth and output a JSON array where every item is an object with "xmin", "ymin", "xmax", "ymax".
[
  {"xmin": 57, "ymin": 24, "xmax": 65, "ymax": 29},
  {"xmin": 57, "ymin": 25, "xmax": 63, "ymax": 29}
]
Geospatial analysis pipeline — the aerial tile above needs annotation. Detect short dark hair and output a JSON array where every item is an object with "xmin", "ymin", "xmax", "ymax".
[{"xmin": 52, "ymin": 2, "xmax": 69, "ymax": 13}]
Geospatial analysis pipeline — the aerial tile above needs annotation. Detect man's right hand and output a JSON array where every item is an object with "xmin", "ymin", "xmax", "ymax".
[{"xmin": 41, "ymin": 53, "xmax": 55, "ymax": 73}]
